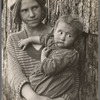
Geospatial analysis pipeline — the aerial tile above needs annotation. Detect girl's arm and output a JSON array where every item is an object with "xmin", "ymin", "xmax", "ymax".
[
  {"xmin": 7, "ymin": 34, "xmax": 29, "ymax": 96},
  {"xmin": 7, "ymin": 34, "xmax": 64, "ymax": 100},
  {"xmin": 7, "ymin": 35, "xmax": 37, "ymax": 100},
  {"xmin": 21, "ymin": 84, "xmax": 65, "ymax": 100},
  {"xmin": 7, "ymin": 35, "xmax": 48, "ymax": 100}
]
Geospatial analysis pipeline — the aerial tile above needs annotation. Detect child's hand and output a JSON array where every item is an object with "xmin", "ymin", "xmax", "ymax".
[
  {"xmin": 41, "ymin": 47, "xmax": 51, "ymax": 62},
  {"xmin": 18, "ymin": 39, "xmax": 30, "ymax": 50}
]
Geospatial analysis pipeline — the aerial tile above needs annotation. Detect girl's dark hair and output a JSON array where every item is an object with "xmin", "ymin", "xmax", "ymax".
[
  {"xmin": 54, "ymin": 15, "xmax": 83, "ymax": 37},
  {"xmin": 12, "ymin": 0, "xmax": 47, "ymax": 24}
]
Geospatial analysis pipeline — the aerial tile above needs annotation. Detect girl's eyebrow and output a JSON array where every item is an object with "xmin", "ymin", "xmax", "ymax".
[
  {"xmin": 20, "ymin": 3, "xmax": 39, "ymax": 10},
  {"xmin": 20, "ymin": 8, "xmax": 27, "ymax": 11}
]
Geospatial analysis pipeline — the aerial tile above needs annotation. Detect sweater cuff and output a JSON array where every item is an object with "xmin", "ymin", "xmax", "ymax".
[{"xmin": 17, "ymin": 79, "xmax": 30, "ymax": 97}]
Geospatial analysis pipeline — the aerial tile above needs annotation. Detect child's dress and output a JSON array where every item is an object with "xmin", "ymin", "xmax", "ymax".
[{"xmin": 29, "ymin": 32, "xmax": 80, "ymax": 100}]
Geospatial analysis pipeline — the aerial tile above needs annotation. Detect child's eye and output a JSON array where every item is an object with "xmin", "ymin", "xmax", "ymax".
[
  {"xmin": 67, "ymin": 34, "xmax": 72, "ymax": 37},
  {"xmin": 58, "ymin": 31, "xmax": 63, "ymax": 35}
]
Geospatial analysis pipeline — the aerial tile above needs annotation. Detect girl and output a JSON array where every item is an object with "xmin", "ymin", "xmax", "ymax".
[{"xmin": 7, "ymin": 0, "xmax": 64, "ymax": 100}]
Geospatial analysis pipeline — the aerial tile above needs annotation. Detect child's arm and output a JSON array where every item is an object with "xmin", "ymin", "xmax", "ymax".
[
  {"xmin": 18, "ymin": 32, "xmax": 53, "ymax": 50},
  {"xmin": 18, "ymin": 36, "xmax": 40, "ymax": 50},
  {"xmin": 41, "ymin": 50, "xmax": 79, "ymax": 75}
]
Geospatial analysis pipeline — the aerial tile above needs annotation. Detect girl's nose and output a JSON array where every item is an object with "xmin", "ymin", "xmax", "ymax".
[{"xmin": 29, "ymin": 9, "xmax": 35, "ymax": 17}]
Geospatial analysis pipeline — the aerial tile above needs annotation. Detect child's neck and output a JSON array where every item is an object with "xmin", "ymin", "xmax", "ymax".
[{"xmin": 55, "ymin": 44, "xmax": 74, "ymax": 50}]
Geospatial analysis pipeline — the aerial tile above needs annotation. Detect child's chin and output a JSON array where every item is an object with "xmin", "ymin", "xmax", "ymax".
[{"xmin": 57, "ymin": 44, "xmax": 65, "ymax": 48}]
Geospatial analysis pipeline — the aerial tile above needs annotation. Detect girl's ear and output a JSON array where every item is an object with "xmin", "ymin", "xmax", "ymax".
[{"xmin": 41, "ymin": 6, "xmax": 47, "ymax": 21}]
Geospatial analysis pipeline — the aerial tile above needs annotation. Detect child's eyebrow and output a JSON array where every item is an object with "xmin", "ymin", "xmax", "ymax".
[
  {"xmin": 58, "ymin": 29, "xmax": 62, "ymax": 32},
  {"xmin": 66, "ymin": 32, "xmax": 72, "ymax": 34}
]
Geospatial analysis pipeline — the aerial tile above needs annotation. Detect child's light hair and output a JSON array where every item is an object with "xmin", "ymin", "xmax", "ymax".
[{"xmin": 54, "ymin": 15, "xmax": 83, "ymax": 37}]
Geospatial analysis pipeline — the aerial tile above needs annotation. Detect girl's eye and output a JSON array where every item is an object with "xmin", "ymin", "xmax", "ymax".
[
  {"xmin": 21, "ymin": 9, "xmax": 28, "ymax": 13},
  {"xmin": 32, "ymin": 6, "xmax": 39, "ymax": 10}
]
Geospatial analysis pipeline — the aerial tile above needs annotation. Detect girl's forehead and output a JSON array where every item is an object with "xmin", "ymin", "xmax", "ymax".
[{"xmin": 21, "ymin": 0, "xmax": 39, "ymax": 9}]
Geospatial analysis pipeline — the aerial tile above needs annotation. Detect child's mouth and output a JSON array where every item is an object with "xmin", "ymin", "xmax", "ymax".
[{"xmin": 57, "ymin": 41, "xmax": 64, "ymax": 44}]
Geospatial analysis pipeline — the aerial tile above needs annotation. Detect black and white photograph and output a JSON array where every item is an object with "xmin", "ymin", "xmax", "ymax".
[{"xmin": 1, "ymin": 0, "xmax": 98, "ymax": 100}]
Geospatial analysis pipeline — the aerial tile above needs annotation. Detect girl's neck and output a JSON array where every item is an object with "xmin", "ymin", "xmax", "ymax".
[{"xmin": 25, "ymin": 22, "xmax": 46, "ymax": 36}]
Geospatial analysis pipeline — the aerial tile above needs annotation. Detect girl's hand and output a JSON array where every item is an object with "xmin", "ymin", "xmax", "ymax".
[
  {"xmin": 21, "ymin": 84, "xmax": 53, "ymax": 100},
  {"xmin": 28, "ymin": 93, "xmax": 53, "ymax": 100},
  {"xmin": 18, "ymin": 39, "xmax": 30, "ymax": 50},
  {"xmin": 28, "ymin": 94, "xmax": 65, "ymax": 100},
  {"xmin": 54, "ymin": 98, "xmax": 65, "ymax": 100},
  {"xmin": 21, "ymin": 83, "xmax": 65, "ymax": 100}
]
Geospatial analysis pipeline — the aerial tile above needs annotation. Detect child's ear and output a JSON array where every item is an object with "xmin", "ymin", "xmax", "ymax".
[
  {"xmin": 81, "ymin": 31, "xmax": 89, "ymax": 37},
  {"xmin": 53, "ymin": 28, "xmax": 56, "ymax": 35}
]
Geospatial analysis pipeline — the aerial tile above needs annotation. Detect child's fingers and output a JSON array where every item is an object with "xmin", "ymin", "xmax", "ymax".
[
  {"xmin": 42, "ymin": 47, "xmax": 51, "ymax": 53},
  {"xmin": 42, "ymin": 47, "xmax": 47, "ymax": 52},
  {"xmin": 18, "ymin": 40, "xmax": 23, "ymax": 47},
  {"xmin": 22, "ymin": 45, "xmax": 26, "ymax": 50},
  {"xmin": 18, "ymin": 41, "xmax": 21, "ymax": 45},
  {"xmin": 18, "ymin": 43, "xmax": 23, "ymax": 48},
  {"xmin": 43, "ymin": 47, "xmax": 48, "ymax": 50},
  {"xmin": 46, "ymin": 48, "xmax": 52, "ymax": 54},
  {"xmin": 18, "ymin": 42, "xmax": 21, "ymax": 47}
]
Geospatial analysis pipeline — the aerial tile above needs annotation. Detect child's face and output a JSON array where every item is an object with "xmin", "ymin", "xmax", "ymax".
[{"xmin": 54, "ymin": 22, "xmax": 77, "ymax": 48}]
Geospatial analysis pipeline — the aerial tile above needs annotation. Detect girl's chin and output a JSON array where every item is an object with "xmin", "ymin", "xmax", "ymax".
[{"xmin": 27, "ymin": 23, "xmax": 39, "ymax": 27}]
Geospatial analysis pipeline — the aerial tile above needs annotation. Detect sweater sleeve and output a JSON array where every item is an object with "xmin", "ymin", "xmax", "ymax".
[
  {"xmin": 41, "ymin": 50, "xmax": 79, "ymax": 75},
  {"xmin": 6, "ymin": 34, "xmax": 29, "ymax": 96}
]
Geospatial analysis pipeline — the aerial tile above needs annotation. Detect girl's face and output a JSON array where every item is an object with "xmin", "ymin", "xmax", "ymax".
[
  {"xmin": 20, "ymin": 0, "xmax": 42, "ymax": 28},
  {"xmin": 54, "ymin": 22, "xmax": 77, "ymax": 48}
]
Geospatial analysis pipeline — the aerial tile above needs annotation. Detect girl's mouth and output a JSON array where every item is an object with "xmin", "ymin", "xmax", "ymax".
[{"xmin": 27, "ymin": 19, "xmax": 39, "ymax": 23}]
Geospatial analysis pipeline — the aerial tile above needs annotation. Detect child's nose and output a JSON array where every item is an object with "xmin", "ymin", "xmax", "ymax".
[{"xmin": 60, "ymin": 34, "xmax": 66, "ymax": 41}]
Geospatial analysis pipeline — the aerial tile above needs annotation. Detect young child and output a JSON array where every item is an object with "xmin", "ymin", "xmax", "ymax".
[{"xmin": 18, "ymin": 15, "xmax": 83, "ymax": 100}]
